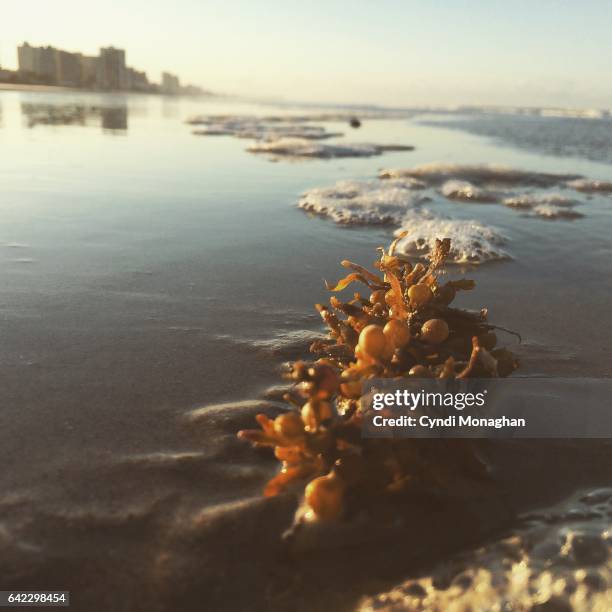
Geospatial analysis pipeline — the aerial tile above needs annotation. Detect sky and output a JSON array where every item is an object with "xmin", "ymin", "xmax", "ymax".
[{"xmin": 2, "ymin": 0, "xmax": 611, "ymax": 108}]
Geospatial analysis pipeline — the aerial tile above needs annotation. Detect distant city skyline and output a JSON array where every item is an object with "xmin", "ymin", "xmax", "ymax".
[
  {"xmin": 5, "ymin": 41, "xmax": 200, "ymax": 94},
  {"xmin": 2, "ymin": 0, "xmax": 612, "ymax": 108}
]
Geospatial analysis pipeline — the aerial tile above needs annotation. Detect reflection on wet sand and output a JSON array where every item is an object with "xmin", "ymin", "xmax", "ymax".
[
  {"xmin": 20, "ymin": 101, "xmax": 128, "ymax": 131},
  {"xmin": 100, "ymin": 106, "xmax": 127, "ymax": 130}
]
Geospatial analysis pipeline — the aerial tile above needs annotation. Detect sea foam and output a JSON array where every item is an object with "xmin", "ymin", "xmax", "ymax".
[
  {"xmin": 299, "ymin": 178, "xmax": 508, "ymax": 262},
  {"xmin": 186, "ymin": 112, "xmax": 399, "ymax": 126},
  {"xmin": 532, "ymin": 204, "xmax": 584, "ymax": 220},
  {"xmin": 440, "ymin": 180, "xmax": 498, "ymax": 202},
  {"xmin": 503, "ymin": 193, "xmax": 578, "ymax": 209},
  {"xmin": 189, "ymin": 114, "xmax": 415, "ymax": 161},
  {"xmin": 249, "ymin": 139, "xmax": 414, "ymax": 160},
  {"xmin": 298, "ymin": 179, "xmax": 427, "ymax": 224},
  {"xmin": 395, "ymin": 211, "xmax": 509, "ymax": 264},
  {"xmin": 567, "ymin": 178, "xmax": 612, "ymax": 193},
  {"xmin": 192, "ymin": 118, "xmax": 342, "ymax": 140},
  {"xmin": 297, "ymin": 161, "xmax": 606, "ymax": 262},
  {"xmin": 380, "ymin": 163, "xmax": 580, "ymax": 187}
]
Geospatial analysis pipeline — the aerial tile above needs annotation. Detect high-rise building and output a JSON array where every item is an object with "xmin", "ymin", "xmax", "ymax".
[
  {"xmin": 161, "ymin": 72, "xmax": 181, "ymax": 95},
  {"xmin": 80, "ymin": 56, "xmax": 99, "ymax": 88},
  {"xmin": 17, "ymin": 43, "xmax": 59, "ymax": 83},
  {"xmin": 125, "ymin": 67, "xmax": 150, "ymax": 92},
  {"xmin": 17, "ymin": 42, "xmax": 83, "ymax": 85},
  {"xmin": 37, "ymin": 46, "xmax": 58, "ymax": 82},
  {"xmin": 97, "ymin": 47, "xmax": 127, "ymax": 90},
  {"xmin": 56, "ymin": 50, "xmax": 82, "ymax": 86},
  {"xmin": 17, "ymin": 43, "xmax": 37, "ymax": 73}
]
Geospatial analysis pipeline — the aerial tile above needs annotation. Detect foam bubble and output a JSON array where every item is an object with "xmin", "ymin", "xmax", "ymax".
[
  {"xmin": 440, "ymin": 180, "xmax": 498, "ymax": 202},
  {"xmin": 248, "ymin": 138, "xmax": 414, "ymax": 160},
  {"xmin": 539, "ymin": 107, "xmax": 609, "ymax": 119},
  {"xmin": 188, "ymin": 114, "xmax": 345, "ymax": 143},
  {"xmin": 189, "ymin": 114, "xmax": 416, "ymax": 160},
  {"xmin": 359, "ymin": 488, "xmax": 612, "ymax": 612},
  {"xmin": 193, "ymin": 121, "xmax": 342, "ymax": 141},
  {"xmin": 298, "ymin": 179, "xmax": 427, "ymax": 224},
  {"xmin": 532, "ymin": 204, "xmax": 584, "ymax": 220},
  {"xmin": 501, "ymin": 193, "xmax": 584, "ymax": 220},
  {"xmin": 380, "ymin": 163, "xmax": 580, "ymax": 187},
  {"xmin": 567, "ymin": 178, "xmax": 612, "ymax": 193},
  {"xmin": 187, "ymin": 112, "xmax": 411, "ymax": 142},
  {"xmin": 395, "ymin": 210, "xmax": 509, "ymax": 264},
  {"xmin": 186, "ymin": 111, "xmax": 411, "ymax": 127},
  {"xmin": 503, "ymin": 193, "xmax": 578, "ymax": 209}
]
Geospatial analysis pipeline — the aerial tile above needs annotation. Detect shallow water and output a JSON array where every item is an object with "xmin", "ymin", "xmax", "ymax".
[{"xmin": 1, "ymin": 91, "xmax": 612, "ymax": 610}]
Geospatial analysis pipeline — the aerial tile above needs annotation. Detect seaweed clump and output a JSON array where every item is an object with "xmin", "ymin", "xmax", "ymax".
[{"xmin": 238, "ymin": 235, "xmax": 519, "ymax": 523}]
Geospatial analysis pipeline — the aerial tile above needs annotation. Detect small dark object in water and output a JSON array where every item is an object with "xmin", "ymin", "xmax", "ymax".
[{"xmin": 349, "ymin": 117, "xmax": 361, "ymax": 128}]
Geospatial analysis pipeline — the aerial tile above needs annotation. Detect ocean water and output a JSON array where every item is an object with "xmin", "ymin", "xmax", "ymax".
[
  {"xmin": 420, "ymin": 111, "xmax": 612, "ymax": 165},
  {"xmin": 1, "ymin": 91, "xmax": 612, "ymax": 610}
]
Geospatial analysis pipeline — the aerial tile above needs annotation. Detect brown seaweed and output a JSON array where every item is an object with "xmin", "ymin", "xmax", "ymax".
[{"xmin": 238, "ymin": 236, "xmax": 519, "ymax": 523}]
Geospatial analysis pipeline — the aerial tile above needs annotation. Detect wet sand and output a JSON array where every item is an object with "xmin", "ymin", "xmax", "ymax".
[{"xmin": 3, "ymin": 387, "xmax": 611, "ymax": 611}]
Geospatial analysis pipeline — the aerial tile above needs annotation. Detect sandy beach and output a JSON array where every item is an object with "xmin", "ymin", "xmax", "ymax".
[{"xmin": 1, "ymin": 90, "xmax": 611, "ymax": 610}]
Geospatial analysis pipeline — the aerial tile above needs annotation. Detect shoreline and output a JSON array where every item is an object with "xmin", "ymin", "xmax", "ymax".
[
  {"xmin": 0, "ymin": 82, "xmax": 217, "ymax": 98},
  {"xmin": 0, "ymin": 82, "xmax": 76, "ymax": 93}
]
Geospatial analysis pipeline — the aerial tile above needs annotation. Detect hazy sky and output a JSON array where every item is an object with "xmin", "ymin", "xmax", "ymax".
[{"xmin": 2, "ymin": 0, "xmax": 611, "ymax": 108}]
